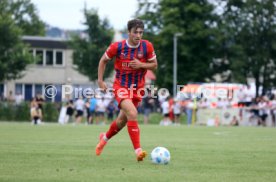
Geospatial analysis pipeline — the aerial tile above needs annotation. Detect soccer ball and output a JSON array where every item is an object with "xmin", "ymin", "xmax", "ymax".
[{"xmin": 150, "ymin": 147, "xmax": 171, "ymax": 165}]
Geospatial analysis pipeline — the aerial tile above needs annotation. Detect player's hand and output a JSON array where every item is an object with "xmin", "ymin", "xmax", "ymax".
[
  {"xmin": 129, "ymin": 58, "xmax": 143, "ymax": 69},
  {"xmin": 98, "ymin": 80, "xmax": 108, "ymax": 92}
]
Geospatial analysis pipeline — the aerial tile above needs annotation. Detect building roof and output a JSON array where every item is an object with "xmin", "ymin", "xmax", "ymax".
[{"xmin": 22, "ymin": 36, "xmax": 69, "ymax": 49}]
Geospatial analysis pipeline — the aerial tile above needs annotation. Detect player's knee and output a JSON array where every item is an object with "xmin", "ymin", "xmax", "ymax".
[{"xmin": 127, "ymin": 109, "xmax": 138, "ymax": 120}]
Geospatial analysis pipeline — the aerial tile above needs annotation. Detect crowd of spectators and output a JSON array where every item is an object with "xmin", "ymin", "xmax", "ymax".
[{"xmin": 1, "ymin": 86, "xmax": 276, "ymax": 127}]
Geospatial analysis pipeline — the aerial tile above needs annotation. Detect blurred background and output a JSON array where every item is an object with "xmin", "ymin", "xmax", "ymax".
[{"xmin": 0, "ymin": 0, "xmax": 276, "ymax": 127}]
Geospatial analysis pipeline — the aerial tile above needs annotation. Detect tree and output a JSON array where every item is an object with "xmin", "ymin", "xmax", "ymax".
[
  {"xmin": 218, "ymin": 0, "xmax": 276, "ymax": 96},
  {"xmin": 70, "ymin": 9, "xmax": 114, "ymax": 81},
  {"xmin": 0, "ymin": 16, "xmax": 32, "ymax": 81},
  {"xmin": 0, "ymin": 0, "xmax": 45, "ymax": 35},
  {"xmin": 136, "ymin": 0, "xmax": 219, "ymax": 92},
  {"xmin": 0, "ymin": 0, "xmax": 45, "ymax": 82}
]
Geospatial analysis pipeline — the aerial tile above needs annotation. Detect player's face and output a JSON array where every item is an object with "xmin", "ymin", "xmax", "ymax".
[{"xmin": 128, "ymin": 27, "xmax": 143, "ymax": 46}]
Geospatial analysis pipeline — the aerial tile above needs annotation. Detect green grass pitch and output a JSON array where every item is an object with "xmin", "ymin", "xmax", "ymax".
[{"xmin": 0, "ymin": 122, "xmax": 276, "ymax": 182}]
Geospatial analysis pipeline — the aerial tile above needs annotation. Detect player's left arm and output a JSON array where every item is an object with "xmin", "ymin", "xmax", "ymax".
[
  {"xmin": 144, "ymin": 58, "xmax": 158, "ymax": 71},
  {"xmin": 129, "ymin": 41, "xmax": 157, "ymax": 70},
  {"xmin": 129, "ymin": 58, "xmax": 157, "ymax": 70}
]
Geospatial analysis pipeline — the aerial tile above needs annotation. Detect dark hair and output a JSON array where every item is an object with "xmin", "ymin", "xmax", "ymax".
[{"xmin": 127, "ymin": 19, "xmax": 144, "ymax": 32}]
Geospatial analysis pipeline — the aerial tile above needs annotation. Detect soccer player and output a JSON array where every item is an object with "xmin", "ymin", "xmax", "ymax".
[{"xmin": 95, "ymin": 19, "xmax": 158, "ymax": 161}]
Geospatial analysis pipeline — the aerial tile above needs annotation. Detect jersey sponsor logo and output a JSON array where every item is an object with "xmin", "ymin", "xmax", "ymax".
[
  {"xmin": 122, "ymin": 62, "xmax": 130, "ymax": 67},
  {"xmin": 137, "ymin": 51, "xmax": 143, "ymax": 59},
  {"xmin": 122, "ymin": 62, "xmax": 133, "ymax": 70}
]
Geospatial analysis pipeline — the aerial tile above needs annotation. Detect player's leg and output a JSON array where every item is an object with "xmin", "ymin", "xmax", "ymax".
[
  {"xmin": 95, "ymin": 110, "xmax": 127, "ymax": 156},
  {"xmin": 120, "ymin": 99, "xmax": 147, "ymax": 161},
  {"xmin": 88, "ymin": 110, "xmax": 93, "ymax": 124},
  {"xmin": 86, "ymin": 108, "xmax": 91, "ymax": 124},
  {"xmin": 105, "ymin": 110, "xmax": 128, "ymax": 139}
]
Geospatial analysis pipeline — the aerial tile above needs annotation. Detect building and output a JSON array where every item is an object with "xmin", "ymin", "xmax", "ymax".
[
  {"xmin": 1, "ymin": 36, "xmax": 96, "ymax": 102},
  {"xmin": 0, "ymin": 33, "xmax": 157, "ymax": 102}
]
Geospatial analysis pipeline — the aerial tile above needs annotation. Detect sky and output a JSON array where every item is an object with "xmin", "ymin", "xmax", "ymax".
[{"xmin": 31, "ymin": 0, "xmax": 139, "ymax": 30}]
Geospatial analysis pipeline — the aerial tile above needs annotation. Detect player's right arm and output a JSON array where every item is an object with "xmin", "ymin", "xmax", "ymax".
[
  {"xmin": 97, "ymin": 42, "xmax": 117, "ymax": 91},
  {"xmin": 97, "ymin": 54, "xmax": 109, "ymax": 91}
]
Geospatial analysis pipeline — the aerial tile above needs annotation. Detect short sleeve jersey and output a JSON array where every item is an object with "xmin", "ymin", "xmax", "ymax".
[{"xmin": 105, "ymin": 39, "xmax": 156, "ymax": 89}]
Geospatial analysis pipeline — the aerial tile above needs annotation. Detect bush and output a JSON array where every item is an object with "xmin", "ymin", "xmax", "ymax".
[
  {"xmin": 0, "ymin": 103, "xmax": 14, "ymax": 121},
  {"xmin": 0, "ymin": 101, "xmax": 60, "ymax": 122},
  {"xmin": 0, "ymin": 101, "xmax": 187, "ymax": 124},
  {"xmin": 43, "ymin": 102, "xmax": 60, "ymax": 122},
  {"xmin": 14, "ymin": 102, "xmax": 31, "ymax": 121}
]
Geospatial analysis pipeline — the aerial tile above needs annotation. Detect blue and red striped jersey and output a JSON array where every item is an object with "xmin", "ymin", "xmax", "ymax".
[{"xmin": 105, "ymin": 39, "xmax": 156, "ymax": 89}]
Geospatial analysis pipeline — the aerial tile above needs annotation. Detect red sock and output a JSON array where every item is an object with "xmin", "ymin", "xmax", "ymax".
[
  {"xmin": 127, "ymin": 121, "xmax": 140, "ymax": 150},
  {"xmin": 106, "ymin": 121, "xmax": 121, "ymax": 139}
]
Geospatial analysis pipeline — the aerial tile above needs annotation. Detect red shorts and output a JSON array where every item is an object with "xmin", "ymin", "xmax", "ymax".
[{"xmin": 113, "ymin": 85, "xmax": 145, "ymax": 108}]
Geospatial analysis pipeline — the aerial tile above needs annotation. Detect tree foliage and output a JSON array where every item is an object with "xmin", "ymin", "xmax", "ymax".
[
  {"xmin": 0, "ymin": 0, "xmax": 45, "ymax": 35},
  {"xmin": 0, "ymin": 17, "xmax": 33, "ymax": 81},
  {"xmin": 0, "ymin": 0, "xmax": 45, "ymax": 82},
  {"xmin": 70, "ymin": 9, "xmax": 114, "ymax": 81},
  {"xmin": 137, "ymin": 0, "xmax": 276, "ymax": 95},
  {"xmin": 136, "ymin": 0, "xmax": 219, "ymax": 91},
  {"xmin": 218, "ymin": 0, "xmax": 276, "ymax": 95}
]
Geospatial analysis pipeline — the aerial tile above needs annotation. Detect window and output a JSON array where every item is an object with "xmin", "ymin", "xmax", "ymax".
[
  {"xmin": 15, "ymin": 84, "xmax": 23, "ymax": 95},
  {"xmin": 35, "ymin": 84, "xmax": 43, "ymax": 95},
  {"xmin": 44, "ymin": 84, "xmax": 54, "ymax": 102},
  {"xmin": 46, "ymin": 50, "xmax": 53, "ymax": 65},
  {"xmin": 24, "ymin": 84, "xmax": 33, "ymax": 101},
  {"xmin": 35, "ymin": 50, "xmax": 43, "ymax": 65},
  {"xmin": 32, "ymin": 49, "xmax": 65, "ymax": 66},
  {"xmin": 54, "ymin": 84, "xmax": 62, "ymax": 102},
  {"xmin": 56, "ymin": 51, "xmax": 63, "ymax": 65}
]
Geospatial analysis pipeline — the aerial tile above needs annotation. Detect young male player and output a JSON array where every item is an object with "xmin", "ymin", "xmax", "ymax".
[{"xmin": 95, "ymin": 19, "xmax": 158, "ymax": 161}]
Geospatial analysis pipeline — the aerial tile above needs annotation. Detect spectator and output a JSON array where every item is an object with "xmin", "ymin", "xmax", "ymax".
[
  {"xmin": 103, "ymin": 92, "xmax": 113, "ymax": 109},
  {"xmin": 65, "ymin": 100, "xmax": 74, "ymax": 123},
  {"xmin": 160, "ymin": 97, "xmax": 171, "ymax": 126},
  {"xmin": 244, "ymin": 85, "xmax": 254, "ymax": 106},
  {"xmin": 158, "ymin": 89, "xmax": 169, "ymax": 111},
  {"xmin": 173, "ymin": 98, "xmax": 182, "ymax": 125},
  {"xmin": 88, "ymin": 97, "xmax": 97, "ymax": 124},
  {"xmin": 113, "ymin": 100, "xmax": 120, "ymax": 116},
  {"xmin": 230, "ymin": 116, "xmax": 239, "ymax": 126},
  {"xmin": 15, "ymin": 92, "xmax": 23, "ymax": 106},
  {"xmin": 185, "ymin": 99, "xmax": 194, "ymax": 125},
  {"xmin": 85, "ymin": 99, "xmax": 91, "ymax": 124},
  {"xmin": 7, "ymin": 90, "xmax": 14, "ymax": 104},
  {"xmin": 198, "ymin": 98, "xmax": 210, "ymax": 109},
  {"xmin": 96, "ymin": 97, "xmax": 106, "ymax": 124},
  {"xmin": 30, "ymin": 98, "xmax": 42, "ymax": 125},
  {"xmin": 217, "ymin": 98, "xmax": 230, "ymax": 109},
  {"xmin": 35, "ymin": 93, "xmax": 45, "ymax": 121},
  {"xmin": 237, "ymin": 87, "xmax": 246, "ymax": 107},
  {"xmin": 248, "ymin": 97, "xmax": 261, "ymax": 125},
  {"xmin": 107, "ymin": 100, "xmax": 117, "ymax": 121},
  {"xmin": 258, "ymin": 97, "xmax": 269, "ymax": 126},
  {"xmin": 168, "ymin": 97, "xmax": 174, "ymax": 122},
  {"xmin": 74, "ymin": 96, "xmax": 85, "ymax": 124},
  {"xmin": 143, "ymin": 93, "xmax": 154, "ymax": 124}
]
